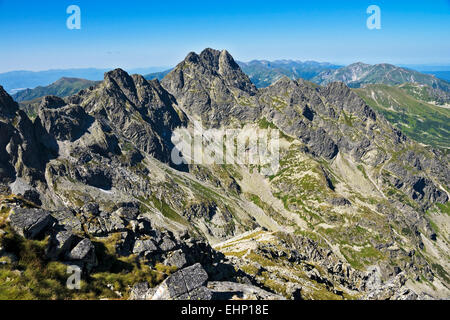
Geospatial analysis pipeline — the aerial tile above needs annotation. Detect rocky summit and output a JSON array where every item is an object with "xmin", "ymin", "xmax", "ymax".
[{"xmin": 0, "ymin": 48, "xmax": 449, "ymax": 300}]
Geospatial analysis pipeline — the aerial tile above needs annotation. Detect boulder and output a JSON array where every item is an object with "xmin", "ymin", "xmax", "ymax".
[
  {"xmin": 160, "ymin": 235, "xmax": 177, "ymax": 252},
  {"xmin": 151, "ymin": 263, "xmax": 210, "ymax": 300},
  {"xmin": 51, "ymin": 210, "xmax": 83, "ymax": 232},
  {"xmin": 129, "ymin": 282, "xmax": 156, "ymax": 300},
  {"xmin": 163, "ymin": 249, "xmax": 188, "ymax": 269},
  {"xmin": 133, "ymin": 239, "xmax": 158, "ymax": 255},
  {"xmin": 9, "ymin": 208, "xmax": 54, "ymax": 239},
  {"xmin": 182, "ymin": 263, "xmax": 209, "ymax": 292},
  {"xmin": 67, "ymin": 238, "xmax": 97, "ymax": 271}
]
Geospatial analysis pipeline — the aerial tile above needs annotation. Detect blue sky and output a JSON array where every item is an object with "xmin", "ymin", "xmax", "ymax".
[{"xmin": 0, "ymin": 0, "xmax": 449, "ymax": 72}]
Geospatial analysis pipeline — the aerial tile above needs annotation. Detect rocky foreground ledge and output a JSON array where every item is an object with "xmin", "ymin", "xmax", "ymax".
[
  {"xmin": 0, "ymin": 197, "xmax": 285, "ymax": 300},
  {"xmin": 0, "ymin": 197, "xmax": 432, "ymax": 300}
]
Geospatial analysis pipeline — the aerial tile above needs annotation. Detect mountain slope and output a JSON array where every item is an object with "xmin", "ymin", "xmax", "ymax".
[
  {"xmin": 0, "ymin": 49, "xmax": 449, "ymax": 300},
  {"xmin": 313, "ymin": 63, "xmax": 450, "ymax": 94},
  {"xmin": 355, "ymin": 84, "xmax": 450, "ymax": 150},
  {"xmin": 12, "ymin": 77, "xmax": 99, "ymax": 103}
]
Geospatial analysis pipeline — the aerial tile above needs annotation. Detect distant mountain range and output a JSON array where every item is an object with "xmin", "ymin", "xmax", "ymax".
[
  {"xmin": 423, "ymin": 71, "xmax": 450, "ymax": 82},
  {"xmin": 312, "ymin": 62, "xmax": 450, "ymax": 92},
  {"xmin": 4, "ymin": 61, "xmax": 450, "ymax": 95},
  {"xmin": 236, "ymin": 60, "xmax": 342, "ymax": 88},
  {"xmin": 9, "ymin": 59, "xmax": 450, "ymax": 149},
  {"xmin": 0, "ymin": 67, "xmax": 168, "ymax": 93},
  {"xmin": 145, "ymin": 69, "xmax": 172, "ymax": 81},
  {"xmin": 144, "ymin": 60, "xmax": 342, "ymax": 87},
  {"xmin": 12, "ymin": 77, "xmax": 99, "ymax": 103}
]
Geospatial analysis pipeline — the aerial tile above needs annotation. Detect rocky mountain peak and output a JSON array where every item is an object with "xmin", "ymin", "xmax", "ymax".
[
  {"xmin": 346, "ymin": 62, "xmax": 372, "ymax": 71},
  {"xmin": 160, "ymin": 48, "xmax": 259, "ymax": 126},
  {"xmin": 163, "ymin": 48, "xmax": 257, "ymax": 95},
  {"xmin": 196, "ymin": 48, "xmax": 241, "ymax": 75},
  {"xmin": 104, "ymin": 68, "xmax": 136, "ymax": 92},
  {"xmin": 198, "ymin": 48, "xmax": 221, "ymax": 67}
]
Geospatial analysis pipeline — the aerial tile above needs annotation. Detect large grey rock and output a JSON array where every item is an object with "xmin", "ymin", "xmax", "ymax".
[
  {"xmin": 133, "ymin": 239, "xmax": 158, "ymax": 255},
  {"xmin": 129, "ymin": 282, "xmax": 156, "ymax": 300},
  {"xmin": 159, "ymin": 235, "xmax": 177, "ymax": 252},
  {"xmin": 51, "ymin": 210, "xmax": 83, "ymax": 232},
  {"xmin": 9, "ymin": 208, "xmax": 54, "ymax": 239},
  {"xmin": 67, "ymin": 238, "xmax": 97, "ymax": 271},
  {"xmin": 182, "ymin": 263, "xmax": 209, "ymax": 292},
  {"xmin": 163, "ymin": 249, "xmax": 188, "ymax": 269},
  {"xmin": 151, "ymin": 263, "xmax": 210, "ymax": 300}
]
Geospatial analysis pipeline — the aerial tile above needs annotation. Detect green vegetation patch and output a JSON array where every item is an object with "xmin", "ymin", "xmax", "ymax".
[{"xmin": 0, "ymin": 228, "xmax": 176, "ymax": 300}]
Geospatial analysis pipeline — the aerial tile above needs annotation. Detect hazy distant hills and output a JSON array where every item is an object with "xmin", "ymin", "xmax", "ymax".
[
  {"xmin": 0, "ymin": 69, "xmax": 106, "ymax": 93},
  {"xmin": 423, "ymin": 71, "xmax": 450, "ymax": 82},
  {"xmin": 12, "ymin": 77, "xmax": 99, "ymax": 102},
  {"xmin": 0, "ymin": 67, "xmax": 168, "ymax": 93},
  {"xmin": 144, "ymin": 69, "xmax": 172, "ymax": 81}
]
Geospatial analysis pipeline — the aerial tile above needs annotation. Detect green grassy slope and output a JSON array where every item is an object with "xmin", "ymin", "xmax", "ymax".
[{"xmin": 355, "ymin": 84, "xmax": 450, "ymax": 150}]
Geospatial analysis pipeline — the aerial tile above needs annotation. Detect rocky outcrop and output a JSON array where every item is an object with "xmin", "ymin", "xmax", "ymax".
[
  {"xmin": 0, "ymin": 88, "xmax": 49, "ymax": 185},
  {"xmin": 364, "ymin": 273, "xmax": 421, "ymax": 300},
  {"xmin": 151, "ymin": 263, "xmax": 212, "ymax": 300}
]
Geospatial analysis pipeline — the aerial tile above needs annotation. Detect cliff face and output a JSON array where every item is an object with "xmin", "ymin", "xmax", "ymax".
[{"xmin": 0, "ymin": 49, "xmax": 449, "ymax": 300}]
